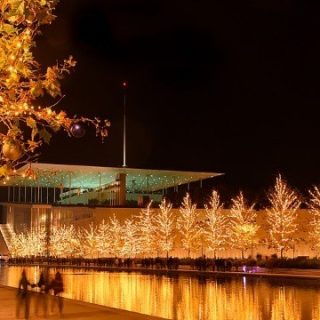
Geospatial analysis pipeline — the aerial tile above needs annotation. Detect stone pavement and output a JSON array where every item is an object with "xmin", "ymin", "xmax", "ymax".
[{"xmin": 0, "ymin": 285, "xmax": 165, "ymax": 320}]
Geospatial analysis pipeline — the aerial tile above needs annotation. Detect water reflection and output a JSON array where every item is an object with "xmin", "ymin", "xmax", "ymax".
[{"xmin": 0, "ymin": 266, "xmax": 319, "ymax": 320}]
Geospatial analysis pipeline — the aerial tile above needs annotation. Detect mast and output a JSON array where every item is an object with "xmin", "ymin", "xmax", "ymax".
[{"xmin": 122, "ymin": 81, "xmax": 127, "ymax": 168}]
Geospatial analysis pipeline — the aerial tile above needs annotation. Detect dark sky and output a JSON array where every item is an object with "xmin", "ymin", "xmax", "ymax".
[{"xmin": 35, "ymin": 0, "xmax": 320, "ymax": 199}]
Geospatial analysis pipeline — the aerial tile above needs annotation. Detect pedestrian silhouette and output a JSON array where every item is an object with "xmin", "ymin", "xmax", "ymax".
[
  {"xmin": 50, "ymin": 271, "xmax": 64, "ymax": 316},
  {"xmin": 16, "ymin": 269, "xmax": 31, "ymax": 319},
  {"xmin": 35, "ymin": 270, "xmax": 50, "ymax": 317}
]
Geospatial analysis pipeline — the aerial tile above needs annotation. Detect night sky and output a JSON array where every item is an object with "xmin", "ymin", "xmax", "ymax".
[{"xmin": 34, "ymin": 0, "xmax": 320, "ymax": 200}]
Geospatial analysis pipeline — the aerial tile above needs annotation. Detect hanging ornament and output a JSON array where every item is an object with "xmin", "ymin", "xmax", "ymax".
[
  {"xmin": 24, "ymin": 164, "xmax": 36, "ymax": 180},
  {"xmin": 2, "ymin": 140, "xmax": 23, "ymax": 161},
  {"xmin": 70, "ymin": 123, "xmax": 86, "ymax": 138}
]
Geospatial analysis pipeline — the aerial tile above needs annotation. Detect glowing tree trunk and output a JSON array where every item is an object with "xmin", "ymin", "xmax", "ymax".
[
  {"xmin": 9, "ymin": 232, "xmax": 26, "ymax": 257},
  {"xmin": 230, "ymin": 192, "xmax": 259, "ymax": 259},
  {"xmin": 204, "ymin": 190, "xmax": 229, "ymax": 259},
  {"xmin": 177, "ymin": 193, "xmax": 201, "ymax": 257},
  {"xmin": 10, "ymin": 229, "xmax": 46, "ymax": 257},
  {"xmin": 50, "ymin": 225, "xmax": 79, "ymax": 258},
  {"xmin": 267, "ymin": 175, "xmax": 300, "ymax": 258},
  {"xmin": 153, "ymin": 198, "xmax": 175, "ymax": 259},
  {"xmin": 108, "ymin": 215, "xmax": 123, "ymax": 257},
  {"xmin": 83, "ymin": 223, "xmax": 98, "ymax": 258},
  {"xmin": 96, "ymin": 220, "xmax": 111, "ymax": 257},
  {"xmin": 0, "ymin": 0, "xmax": 110, "ymax": 175},
  {"xmin": 121, "ymin": 218, "xmax": 140, "ymax": 258},
  {"xmin": 72, "ymin": 228, "xmax": 84, "ymax": 257},
  {"xmin": 135, "ymin": 201, "xmax": 155, "ymax": 257},
  {"xmin": 27, "ymin": 228, "xmax": 46, "ymax": 256},
  {"xmin": 308, "ymin": 186, "xmax": 320, "ymax": 253}
]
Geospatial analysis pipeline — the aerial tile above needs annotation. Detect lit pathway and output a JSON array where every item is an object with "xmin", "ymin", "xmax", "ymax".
[{"xmin": 0, "ymin": 285, "xmax": 166, "ymax": 320}]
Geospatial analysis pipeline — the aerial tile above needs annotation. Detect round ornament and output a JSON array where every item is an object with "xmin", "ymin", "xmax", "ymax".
[
  {"xmin": 70, "ymin": 123, "xmax": 86, "ymax": 138},
  {"xmin": 2, "ymin": 140, "xmax": 23, "ymax": 161}
]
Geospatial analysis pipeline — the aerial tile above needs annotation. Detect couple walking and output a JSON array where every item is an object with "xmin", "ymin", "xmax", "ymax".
[{"xmin": 16, "ymin": 269, "xmax": 64, "ymax": 319}]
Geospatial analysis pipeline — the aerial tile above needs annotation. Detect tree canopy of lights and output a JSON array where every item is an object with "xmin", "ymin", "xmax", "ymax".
[
  {"xmin": 108, "ymin": 214, "xmax": 123, "ymax": 257},
  {"xmin": 96, "ymin": 219, "xmax": 111, "ymax": 256},
  {"xmin": 154, "ymin": 198, "xmax": 175, "ymax": 258},
  {"xmin": 0, "ymin": 0, "xmax": 110, "ymax": 176},
  {"xmin": 308, "ymin": 186, "xmax": 320, "ymax": 253},
  {"xmin": 121, "ymin": 218, "xmax": 140, "ymax": 258},
  {"xmin": 177, "ymin": 193, "xmax": 201, "ymax": 257},
  {"xmin": 135, "ymin": 201, "xmax": 156, "ymax": 257},
  {"xmin": 49, "ymin": 225, "xmax": 80, "ymax": 257},
  {"xmin": 10, "ymin": 228, "xmax": 46, "ymax": 257},
  {"xmin": 267, "ymin": 175, "xmax": 301, "ymax": 258},
  {"xmin": 204, "ymin": 190, "xmax": 229, "ymax": 258},
  {"xmin": 83, "ymin": 223, "xmax": 99, "ymax": 258},
  {"xmin": 230, "ymin": 192, "xmax": 259, "ymax": 259}
]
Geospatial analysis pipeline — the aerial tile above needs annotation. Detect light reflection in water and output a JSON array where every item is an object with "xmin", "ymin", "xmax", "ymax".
[{"xmin": 0, "ymin": 266, "xmax": 319, "ymax": 320}]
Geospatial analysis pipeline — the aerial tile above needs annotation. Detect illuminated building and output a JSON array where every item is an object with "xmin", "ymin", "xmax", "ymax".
[{"xmin": 0, "ymin": 162, "xmax": 221, "ymax": 254}]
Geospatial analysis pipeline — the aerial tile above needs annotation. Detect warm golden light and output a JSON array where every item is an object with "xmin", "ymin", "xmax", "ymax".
[
  {"xmin": 0, "ymin": 0, "xmax": 110, "ymax": 174},
  {"xmin": 2, "ymin": 266, "xmax": 320, "ymax": 320},
  {"xmin": 230, "ymin": 192, "xmax": 259, "ymax": 258},
  {"xmin": 267, "ymin": 175, "xmax": 300, "ymax": 258}
]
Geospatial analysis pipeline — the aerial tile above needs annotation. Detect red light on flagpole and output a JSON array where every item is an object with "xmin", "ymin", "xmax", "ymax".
[{"xmin": 122, "ymin": 81, "xmax": 128, "ymax": 88}]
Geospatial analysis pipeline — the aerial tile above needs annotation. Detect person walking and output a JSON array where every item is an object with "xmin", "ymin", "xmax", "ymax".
[
  {"xmin": 50, "ymin": 271, "xmax": 64, "ymax": 317},
  {"xmin": 16, "ymin": 269, "xmax": 31, "ymax": 320},
  {"xmin": 35, "ymin": 270, "xmax": 50, "ymax": 317}
]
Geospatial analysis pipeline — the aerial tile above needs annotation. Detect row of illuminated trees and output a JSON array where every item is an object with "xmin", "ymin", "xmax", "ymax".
[{"xmin": 9, "ymin": 175, "xmax": 320, "ymax": 259}]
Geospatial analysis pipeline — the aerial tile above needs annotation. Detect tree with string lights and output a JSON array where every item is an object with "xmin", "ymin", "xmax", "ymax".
[
  {"xmin": 9, "ymin": 231, "xmax": 26, "ymax": 257},
  {"xmin": 108, "ymin": 214, "xmax": 123, "ymax": 257},
  {"xmin": 230, "ymin": 192, "xmax": 259, "ymax": 259},
  {"xmin": 121, "ymin": 218, "xmax": 140, "ymax": 258},
  {"xmin": 135, "ymin": 201, "xmax": 156, "ymax": 257},
  {"xmin": 49, "ymin": 224, "xmax": 79, "ymax": 257},
  {"xmin": 177, "ymin": 193, "xmax": 200, "ymax": 257},
  {"xmin": 10, "ymin": 228, "xmax": 46, "ymax": 257},
  {"xmin": 267, "ymin": 175, "xmax": 301, "ymax": 258},
  {"xmin": 82, "ymin": 223, "xmax": 99, "ymax": 258},
  {"xmin": 96, "ymin": 219, "xmax": 111, "ymax": 257},
  {"xmin": 153, "ymin": 198, "xmax": 176, "ymax": 258},
  {"xmin": 29, "ymin": 228, "xmax": 46, "ymax": 256},
  {"xmin": 204, "ymin": 190, "xmax": 229, "ymax": 258},
  {"xmin": 308, "ymin": 186, "xmax": 320, "ymax": 253},
  {"xmin": 0, "ymin": 0, "xmax": 110, "ymax": 177}
]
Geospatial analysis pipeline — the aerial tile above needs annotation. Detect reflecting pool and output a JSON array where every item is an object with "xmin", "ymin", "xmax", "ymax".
[{"xmin": 0, "ymin": 266, "xmax": 320, "ymax": 320}]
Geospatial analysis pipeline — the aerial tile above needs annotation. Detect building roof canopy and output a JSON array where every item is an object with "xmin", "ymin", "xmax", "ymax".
[{"xmin": 2, "ymin": 163, "xmax": 222, "ymax": 192}]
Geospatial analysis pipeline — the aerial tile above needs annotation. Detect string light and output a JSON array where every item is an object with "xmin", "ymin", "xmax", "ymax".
[
  {"xmin": 154, "ymin": 198, "xmax": 175, "ymax": 258},
  {"xmin": 204, "ymin": 190, "xmax": 229, "ymax": 258},
  {"xmin": 0, "ymin": 0, "xmax": 110, "ymax": 176},
  {"xmin": 135, "ymin": 201, "xmax": 155, "ymax": 257},
  {"xmin": 177, "ymin": 193, "xmax": 201, "ymax": 257},
  {"xmin": 230, "ymin": 192, "xmax": 259, "ymax": 259},
  {"xmin": 307, "ymin": 186, "xmax": 320, "ymax": 252},
  {"xmin": 267, "ymin": 175, "xmax": 301, "ymax": 258}
]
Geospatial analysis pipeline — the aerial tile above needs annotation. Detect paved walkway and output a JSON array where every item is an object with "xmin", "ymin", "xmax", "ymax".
[{"xmin": 0, "ymin": 285, "xmax": 165, "ymax": 320}]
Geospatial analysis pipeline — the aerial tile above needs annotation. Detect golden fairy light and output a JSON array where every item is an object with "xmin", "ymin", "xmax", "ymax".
[
  {"xmin": 135, "ymin": 201, "xmax": 156, "ymax": 257},
  {"xmin": 153, "ymin": 198, "xmax": 176, "ymax": 258},
  {"xmin": 267, "ymin": 174, "xmax": 301, "ymax": 258},
  {"xmin": 308, "ymin": 186, "xmax": 320, "ymax": 252},
  {"xmin": 204, "ymin": 190, "xmax": 229, "ymax": 258},
  {"xmin": 83, "ymin": 223, "xmax": 99, "ymax": 258},
  {"xmin": 96, "ymin": 219, "xmax": 111, "ymax": 257},
  {"xmin": 0, "ymin": 0, "xmax": 110, "ymax": 177},
  {"xmin": 230, "ymin": 192, "xmax": 259, "ymax": 259},
  {"xmin": 121, "ymin": 218, "xmax": 140, "ymax": 258},
  {"xmin": 177, "ymin": 193, "xmax": 201, "ymax": 257}
]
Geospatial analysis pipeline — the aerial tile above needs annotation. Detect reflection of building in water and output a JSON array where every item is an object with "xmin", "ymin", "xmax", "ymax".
[{"xmin": 4, "ymin": 266, "xmax": 320, "ymax": 320}]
